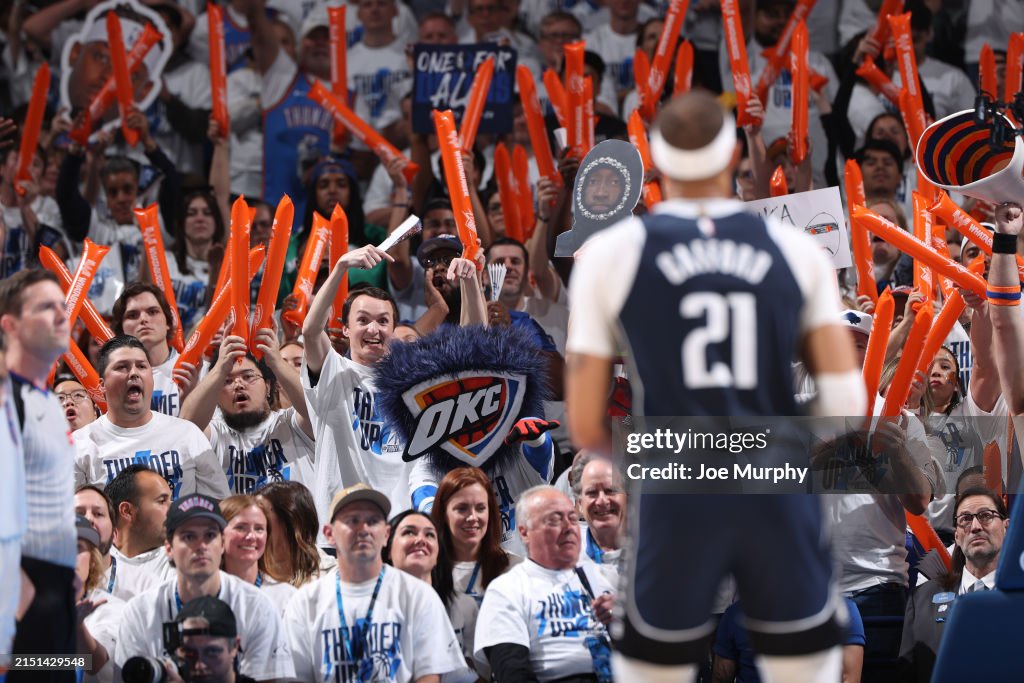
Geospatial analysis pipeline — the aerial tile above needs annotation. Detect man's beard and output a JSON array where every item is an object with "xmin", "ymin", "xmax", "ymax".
[{"xmin": 223, "ymin": 407, "xmax": 272, "ymax": 431}]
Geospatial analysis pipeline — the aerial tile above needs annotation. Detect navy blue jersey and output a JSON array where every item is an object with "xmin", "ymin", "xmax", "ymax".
[{"xmin": 618, "ymin": 211, "xmax": 804, "ymax": 417}]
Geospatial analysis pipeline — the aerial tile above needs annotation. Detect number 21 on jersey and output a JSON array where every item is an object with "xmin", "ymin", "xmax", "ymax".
[{"xmin": 680, "ymin": 292, "xmax": 757, "ymax": 390}]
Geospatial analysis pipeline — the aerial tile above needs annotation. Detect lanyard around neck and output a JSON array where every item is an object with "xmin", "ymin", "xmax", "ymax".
[{"xmin": 333, "ymin": 567, "xmax": 386, "ymax": 666}]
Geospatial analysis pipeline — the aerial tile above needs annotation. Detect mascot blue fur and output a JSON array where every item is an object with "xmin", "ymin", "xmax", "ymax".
[{"xmin": 374, "ymin": 324, "xmax": 552, "ymax": 481}]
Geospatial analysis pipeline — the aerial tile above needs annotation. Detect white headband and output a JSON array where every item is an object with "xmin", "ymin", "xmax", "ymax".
[{"xmin": 650, "ymin": 114, "xmax": 737, "ymax": 182}]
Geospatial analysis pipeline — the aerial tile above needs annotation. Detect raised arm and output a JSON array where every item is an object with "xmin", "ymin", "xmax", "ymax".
[
  {"xmin": 989, "ymin": 203, "xmax": 1024, "ymax": 415},
  {"xmin": 302, "ymin": 245, "xmax": 393, "ymax": 375},
  {"xmin": 525, "ymin": 176, "xmax": 561, "ymax": 301},
  {"xmin": 384, "ymin": 158, "xmax": 415, "ymax": 293},
  {"xmin": 180, "ymin": 334, "xmax": 248, "ymax": 433},
  {"xmin": 254, "ymin": 326, "xmax": 313, "ymax": 438},
  {"xmin": 242, "ymin": 0, "xmax": 279, "ymax": 75}
]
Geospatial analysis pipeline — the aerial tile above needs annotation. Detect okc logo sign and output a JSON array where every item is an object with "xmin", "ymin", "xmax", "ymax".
[{"xmin": 402, "ymin": 371, "xmax": 526, "ymax": 465}]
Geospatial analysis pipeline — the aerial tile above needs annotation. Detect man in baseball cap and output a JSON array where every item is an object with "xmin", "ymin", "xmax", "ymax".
[{"xmin": 115, "ymin": 494, "xmax": 294, "ymax": 680}]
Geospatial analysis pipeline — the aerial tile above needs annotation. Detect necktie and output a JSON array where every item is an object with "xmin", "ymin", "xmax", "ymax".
[{"xmin": 968, "ymin": 580, "xmax": 989, "ymax": 593}]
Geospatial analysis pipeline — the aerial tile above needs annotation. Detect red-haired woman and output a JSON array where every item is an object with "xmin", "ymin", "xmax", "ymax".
[{"xmin": 433, "ymin": 467, "xmax": 521, "ymax": 681}]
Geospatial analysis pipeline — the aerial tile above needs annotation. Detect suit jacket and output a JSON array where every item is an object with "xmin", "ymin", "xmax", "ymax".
[{"xmin": 899, "ymin": 578, "xmax": 958, "ymax": 683}]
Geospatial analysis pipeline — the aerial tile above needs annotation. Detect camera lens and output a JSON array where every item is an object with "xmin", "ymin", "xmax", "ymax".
[{"xmin": 121, "ymin": 656, "xmax": 167, "ymax": 683}]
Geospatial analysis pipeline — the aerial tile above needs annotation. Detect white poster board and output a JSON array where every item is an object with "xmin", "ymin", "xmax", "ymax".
[{"xmin": 745, "ymin": 186, "xmax": 852, "ymax": 269}]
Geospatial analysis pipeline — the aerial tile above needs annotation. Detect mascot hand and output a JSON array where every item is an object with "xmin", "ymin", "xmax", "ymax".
[{"xmin": 506, "ymin": 417, "xmax": 561, "ymax": 445}]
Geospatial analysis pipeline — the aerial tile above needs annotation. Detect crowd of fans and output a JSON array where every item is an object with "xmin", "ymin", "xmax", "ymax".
[{"xmin": 0, "ymin": 0, "xmax": 1022, "ymax": 681}]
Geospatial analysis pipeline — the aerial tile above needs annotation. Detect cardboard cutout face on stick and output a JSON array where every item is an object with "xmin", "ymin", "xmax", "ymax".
[
  {"xmin": 555, "ymin": 139, "xmax": 643, "ymax": 257},
  {"xmin": 59, "ymin": 0, "xmax": 172, "ymax": 134}
]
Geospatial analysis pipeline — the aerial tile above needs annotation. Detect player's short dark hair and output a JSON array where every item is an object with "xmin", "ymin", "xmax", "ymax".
[
  {"xmin": 341, "ymin": 287, "xmax": 400, "ymax": 328},
  {"xmin": 99, "ymin": 156, "xmax": 139, "ymax": 182},
  {"xmin": 487, "ymin": 237, "xmax": 530, "ymax": 270},
  {"xmin": 106, "ymin": 464, "xmax": 154, "ymax": 525},
  {"xmin": 97, "ymin": 335, "xmax": 148, "ymax": 377},
  {"xmin": 111, "ymin": 282, "xmax": 176, "ymax": 340},
  {"xmin": 654, "ymin": 91, "xmax": 727, "ymax": 152},
  {"xmin": 0, "ymin": 269, "xmax": 61, "ymax": 318}
]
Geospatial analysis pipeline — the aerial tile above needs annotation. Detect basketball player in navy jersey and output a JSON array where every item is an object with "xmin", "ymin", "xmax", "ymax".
[{"xmin": 565, "ymin": 92, "xmax": 867, "ymax": 682}]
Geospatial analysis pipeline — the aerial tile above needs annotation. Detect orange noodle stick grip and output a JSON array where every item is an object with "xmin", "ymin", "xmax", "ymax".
[
  {"xmin": 879, "ymin": 306, "xmax": 932, "ymax": 417},
  {"xmin": 135, "ymin": 204, "xmax": 184, "ymax": 352},
  {"xmin": 674, "ymin": 40, "xmax": 694, "ymax": 96},
  {"xmin": 852, "ymin": 204, "xmax": 987, "ymax": 298},
  {"xmin": 207, "ymin": 3, "xmax": 229, "ymax": 134},
  {"xmin": 39, "ymin": 246, "xmax": 113, "ymax": 343},
  {"xmin": 65, "ymin": 239, "xmax": 109, "ymax": 330},
  {"xmin": 889, "ymin": 13, "xmax": 927, "ymax": 150},
  {"xmin": 64, "ymin": 339, "xmax": 107, "ymax": 412},
  {"xmin": 1007, "ymin": 33, "xmax": 1024, "ymax": 103},
  {"xmin": 721, "ymin": 0, "xmax": 760, "ymax": 127},
  {"xmin": 627, "ymin": 111, "xmax": 662, "ymax": 208},
  {"xmin": 308, "ymin": 81, "xmax": 419, "ymax": 184},
  {"xmin": 770, "ymin": 166, "xmax": 788, "ymax": 197},
  {"xmin": 282, "ymin": 214, "xmax": 329, "ymax": 329},
  {"xmin": 459, "ymin": 55, "xmax": 494, "ymax": 152},
  {"xmin": 907, "ymin": 513, "xmax": 951, "ymax": 572},
  {"xmin": 929, "ymin": 233, "xmax": 957, "ymax": 299},
  {"xmin": 755, "ymin": 0, "xmax": 817, "ymax": 105},
  {"xmin": 14, "ymin": 63, "xmax": 49, "ymax": 196},
  {"xmin": 865, "ymin": 0, "xmax": 903, "ymax": 49},
  {"xmin": 634, "ymin": 48, "xmax": 653, "ymax": 121},
  {"xmin": 647, "ymin": 0, "xmax": 689, "ymax": 114},
  {"xmin": 177, "ymin": 246, "xmax": 264, "ymax": 374},
  {"xmin": 543, "ymin": 69, "xmax": 568, "ymax": 128},
  {"xmin": 434, "ymin": 110, "xmax": 480, "ymax": 264},
  {"xmin": 516, "ymin": 66, "xmax": 560, "ymax": 187},
  {"xmin": 790, "ymin": 21, "xmax": 809, "ymax": 164},
  {"xmin": 250, "ymin": 195, "xmax": 293, "ymax": 357},
  {"xmin": 846, "ymin": 166, "xmax": 876, "ymax": 305},
  {"xmin": 983, "ymin": 441, "xmax": 1003, "ymax": 495},
  {"xmin": 329, "ymin": 204, "xmax": 350, "ymax": 326},
  {"xmin": 911, "ymin": 192, "xmax": 934, "ymax": 311},
  {"xmin": 230, "ymin": 197, "xmax": 251, "ymax": 343},
  {"xmin": 929, "ymin": 191, "xmax": 1024, "ymax": 282},
  {"xmin": 106, "ymin": 12, "xmax": 139, "ymax": 146},
  {"xmin": 70, "ymin": 24, "xmax": 161, "ymax": 144},
  {"xmin": 513, "ymin": 145, "xmax": 535, "ymax": 238},
  {"xmin": 915, "ymin": 290, "xmax": 965, "ymax": 376},
  {"xmin": 583, "ymin": 76, "xmax": 595, "ymax": 153},
  {"xmin": 328, "ymin": 6, "xmax": 348, "ymax": 145},
  {"xmin": 494, "ymin": 144, "xmax": 522, "ymax": 242},
  {"xmin": 979, "ymin": 44, "xmax": 997, "ymax": 98},
  {"xmin": 855, "ymin": 56, "xmax": 900, "ymax": 105},
  {"xmin": 862, "ymin": 287, "xmax": 894, "ymax": 411},
  {"xmin": 564, "ymin": 42, "xmax": 586, "ymax": 157}
]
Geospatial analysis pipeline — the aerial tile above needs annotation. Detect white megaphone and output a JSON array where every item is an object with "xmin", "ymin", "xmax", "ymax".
[{"xmin": 916, "ymin": 109, "xmax": 1024, "ymax": 204}]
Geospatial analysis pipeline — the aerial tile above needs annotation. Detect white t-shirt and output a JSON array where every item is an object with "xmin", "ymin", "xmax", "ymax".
[
  {"xmin": 302, "ymin": 349, "xmax": 409, "ymax": 540},
  {"xmin": 965, "ymin": 1, "xmax": 1024, "ymax": 66},
  {"xmin": 584, "ymin": 24, "xmax": 638, "ymax": 99},
  {"xmin": 475, "ymin": 559, "xmax": 613, "ymax": 681},
  {"xmin": 82, "ymin": 588, "xmax": 125, "ymax": 683},
  {"xmin": 283, "ymin": 565, "xmax": 464, "ymax": 682},
  {"xmin": 164, "ymin": 255, "xmax": 211, "ymax": 338},
  {"xmin": 114, "ymin": 571, "xmax": 295, "ymax": 681},
  {"xmin": 260, "ymin": 575, "xmax": 297, "ymax": 616},
  {"xmin": 0, "ymin": 377, "xmax": 23, "ymax": 663},
  {"xmin": 227, "ymin": 66, "xmax": 265, "ymax": 198},
  {"xmin": 87, "ymin": 214, "xmax": 144, "ymax": 314},
  {"xmin": 150, "ymin": 348, "xmax": 184, "ymax": 417},
  {"xmin": 346, "ymin": 41, "xmax": 412, "ymax": 132},
  {"xmin": 73, "ymin": 412, "xmax": 230, "ymax": 500},
  {"xmin": 447, "ymin": 555, "xmax": 523, "ymax": 682},
  {"xmin": 208, "ymin": 408, "xmax": 315, "ymax": 495},
  {"xmin": 893, "ymin": 59, "xmax": 976, "ymax": 123},
  {"xmin": 107, "ymin": 545, "xmax": 174, "ymax": 601}
]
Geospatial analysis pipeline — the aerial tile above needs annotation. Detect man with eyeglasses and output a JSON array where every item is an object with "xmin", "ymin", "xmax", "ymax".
[
  {"xmin": 179, "ymin": 328, "xmax": 315, "ymax": 496},
  {"xmin": 476, "ymin": 485, "xmax": 615, "ymax": 682},
  {"xmin": 388, "ymin": 199, "xmax": 460, "ymax": 321},
  {"xmin": 899, "ymin": 487, "xmax": 1009, "ymax": 682},
  {"xmin": 55, "ymin": 377, "xmax": 99, "ymax": 431},
  {"xmin": 72, "ymin": 336, "xmax": 229, "ymax": 500}
]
